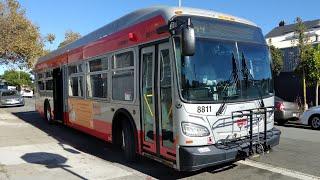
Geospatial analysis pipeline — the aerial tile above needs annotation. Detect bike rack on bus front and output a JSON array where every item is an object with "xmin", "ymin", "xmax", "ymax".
[{"xmin": 230, "ymin": 106, "xmax": 274, "ymax": 155}]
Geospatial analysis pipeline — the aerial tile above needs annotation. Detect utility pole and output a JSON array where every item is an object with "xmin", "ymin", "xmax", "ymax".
[{"xmin": 179, "ymin": 0, "xmax": 182, "ymax": 7}]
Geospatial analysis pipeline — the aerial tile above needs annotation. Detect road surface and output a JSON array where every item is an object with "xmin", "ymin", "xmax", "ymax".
[{"xmin": 0, "ymin": 98, "xmax": 319, "ymax": 179}]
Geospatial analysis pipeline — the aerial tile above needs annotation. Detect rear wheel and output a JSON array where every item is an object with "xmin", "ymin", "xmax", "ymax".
[
  {"xmin": 121, "ymin": 120, "xmax": 137, "ymax": 162},
  {"xmin": 310, "ymin": 116, "xmax": 320, "ymax": 129}
]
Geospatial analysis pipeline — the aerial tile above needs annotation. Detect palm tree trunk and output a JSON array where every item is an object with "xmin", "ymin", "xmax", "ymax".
[{"xmin": 302, "ymin": 70, "xmax": 308, "ymax": 110}]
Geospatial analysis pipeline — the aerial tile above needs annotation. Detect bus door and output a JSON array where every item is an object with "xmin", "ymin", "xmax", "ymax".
[
  {"xmin": 52, "ymin": 67, "xmax": 64, "ymax": 122},
  {"xmin": 141, "ymin": 42, "xmax": 176, "ymax": 161}
]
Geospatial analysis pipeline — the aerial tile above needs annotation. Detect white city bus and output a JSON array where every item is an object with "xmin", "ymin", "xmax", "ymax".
[{"xmin": 34, "ymin": 6, "xmax": 280, "ymax": 171}]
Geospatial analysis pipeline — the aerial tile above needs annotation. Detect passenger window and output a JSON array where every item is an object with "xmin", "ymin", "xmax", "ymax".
[
  {"xmin": 38, "ymin": 81, "xmax": 45, "ymax": 91},
  {"xmin": 87, "ymin": 57, "xmax": 109, "ymax": 99},
  {"xmin": 111, "ymin": 51, "xmax": 135, "ymax": 101},
  {"xmin": 112, "ymin": 70, "xmax": 134, "ymax": 101},
  {"xmin": 69, "ymin": 76, "xmax": 84, "ymax": 97},
  {"xmin": 112, "ymin": 51, "xmax": 134, "ymax": 69},
  {"xmin": 45, "ymin": 79, "xmax": 53, "ymax": 90},
  {"xmin": 87, "ymin": 73, "xmax": 108, "ymax": 98},
  {"xmin": 89, "ymin": 57, "xmax": 108, "ymax": 72}
]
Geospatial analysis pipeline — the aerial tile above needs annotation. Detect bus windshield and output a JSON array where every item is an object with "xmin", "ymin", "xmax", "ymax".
[{"xmin": 174, "ymin": 17, "xmax": 273, "ymax": 103}]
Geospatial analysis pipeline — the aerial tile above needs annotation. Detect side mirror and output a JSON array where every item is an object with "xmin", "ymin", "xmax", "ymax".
[{"xmin": 181, "ymin": 18, "xmax": 195, "ymax": 56}]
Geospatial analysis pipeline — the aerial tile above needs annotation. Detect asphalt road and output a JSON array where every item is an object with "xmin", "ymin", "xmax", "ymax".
[{"xmin": 0, "ymin": 98, "xmax": 319, "ymax": 179}]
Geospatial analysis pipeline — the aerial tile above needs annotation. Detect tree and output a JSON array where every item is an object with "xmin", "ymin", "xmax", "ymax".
[
  {"xmin": 45, "ymin": 33, "xmax": 56, "ymax": 44},
  {"xmin": 305, "ymin": 45, "xmax": 320, "ymax": 106},
  {"xmin": 294, "ymin": 17, "xmax": 313, "ymax": 110},
  {"xmin": 269, "ymin": 45, "xmax": 284, "ymax": 77},
  {"xmin": 58, "ymin": 30, "xmax": 81, "ymax": 48},
  {"xmin": 0, "ymin": 0, "xmax": 45, "ymax": 68},
  {"xmin": 2, "ymin": 70, "xmax": 32, "ymax": 88}
]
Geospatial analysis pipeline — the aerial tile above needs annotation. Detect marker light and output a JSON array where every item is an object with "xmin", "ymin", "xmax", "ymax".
[{"xmin": 128, "ymin": 32, "xmax": 137, "ymax": 41}]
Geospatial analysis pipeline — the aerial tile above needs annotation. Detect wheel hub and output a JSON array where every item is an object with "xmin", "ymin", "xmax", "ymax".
[{"xmin": 312, "ymin": 117, "xmax": 320, "ymax": 128}]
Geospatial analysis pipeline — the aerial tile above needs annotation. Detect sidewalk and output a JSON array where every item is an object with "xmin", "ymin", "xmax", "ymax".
[{"xmin": 0, "ymin": 109, "xmax": 149, "ymax": 180}]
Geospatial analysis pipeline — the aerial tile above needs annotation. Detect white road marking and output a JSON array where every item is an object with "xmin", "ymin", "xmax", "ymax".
[{"xmin": 238, "ymin": 159, "xmax": 320, "ymax": 180}]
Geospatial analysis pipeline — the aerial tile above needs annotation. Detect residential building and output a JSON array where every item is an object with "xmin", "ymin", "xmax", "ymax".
[{"xmin": 265, "ymin": 19, "xmax": 320, "ymax": 106}]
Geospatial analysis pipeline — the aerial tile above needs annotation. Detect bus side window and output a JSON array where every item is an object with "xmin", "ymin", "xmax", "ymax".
[
  {"xmin": 112, "ymin": 51, "xmax": 135, "ymax": 101},
  {"xmin": 68, "ymin": 64, "xmax": 84, "ymax": 97},
  {"xmin": 87, "ymin": 57, "xmax": 108, "ymax": 99}
]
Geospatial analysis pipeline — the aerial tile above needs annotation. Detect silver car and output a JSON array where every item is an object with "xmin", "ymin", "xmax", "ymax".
[
  {"xmin": 0, "ymin": 89, "xmax": 25, "ymax": 107},
  {"xmin": 274, "ymin": 96, "xmax": 300, "ymax": 125}
]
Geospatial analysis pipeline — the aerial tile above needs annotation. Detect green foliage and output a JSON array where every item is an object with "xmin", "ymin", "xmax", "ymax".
[
  {"xmin": 269, "ymin": 45, "xmax": 284, "ymax": 76},
  {"xmin": 0, "ymin": 0, "xmax": 46, "ymax": 68},
  {"xmin": 294, "ymin": 17, "xmax": 313, "ymax": 74},
  {"xmin": 305, "ymin": 45, "xmax": 320, "ymax": 85},
  {"xmin": 45, "ymin": 33, "xmax": 56, "ymax": 44},
  {"xmin": 58, "ymin": 30, "xmax": 81, "ymax": 48},
  {"xmin": 2, "ymin": 70, "xmax": 32, "ymax": 87}
]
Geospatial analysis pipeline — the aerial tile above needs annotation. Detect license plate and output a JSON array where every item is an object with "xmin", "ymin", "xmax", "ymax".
[
  {"xmin": 293, "ymin": 113, "xmax": 298, "ymax": 117},
  {"xmin": 8, "ymin": 100, "xmax": 18, "ymax": 104}
]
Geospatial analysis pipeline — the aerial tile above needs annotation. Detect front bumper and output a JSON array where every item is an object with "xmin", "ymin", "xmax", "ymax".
[
  {"xmin": 275, "ymin": 110, "xmax": 300, "ymax": 120},
  {"xmin": 0, "ymin": 102, "xmax": 24, "ymax": 107},
  {"xmin": 179, "ymin": 128, "xmax": 281, "ymax": 171}
]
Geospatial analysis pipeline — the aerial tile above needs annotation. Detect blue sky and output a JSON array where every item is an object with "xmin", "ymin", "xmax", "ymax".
[
  {"xmin": 1, "ymin": 0, "xmax": 319, "ymax": 74},
  {"xmin": 18, "ymin": 0, "xmax": 319, "ymax": 50}
]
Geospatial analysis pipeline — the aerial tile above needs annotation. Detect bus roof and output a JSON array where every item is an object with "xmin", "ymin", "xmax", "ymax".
[{"xmin": 36, "ymin": 6, "xmax": 257, "ymax": 65}]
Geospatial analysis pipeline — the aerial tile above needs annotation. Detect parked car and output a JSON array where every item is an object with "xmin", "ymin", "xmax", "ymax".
[
  {"xmin": 20, "ymin": 89, "xmax": 33, "ymax": 98},
  {"xmin": 300, "ymin": 106, "xmax": 320, "ymax": 129},
  {"xmin": 274, "ymin": 96, "xmax": 301, "ymax": 125},
  {"xmin": 0, "ymin": 89, "xmax": 25, "ymax": 107}
]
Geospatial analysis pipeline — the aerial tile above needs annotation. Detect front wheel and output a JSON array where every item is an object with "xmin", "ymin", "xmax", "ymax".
[
  {"xmin": 121, "ymin": 120, "xmax": 137, "ymax": 162},
  {"xmin": 310, "ymin": 116, "xmax": 320, "ymax": 129}
]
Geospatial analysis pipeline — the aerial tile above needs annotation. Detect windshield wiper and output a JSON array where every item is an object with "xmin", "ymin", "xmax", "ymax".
[
  {"xmin": 241, "ymin": 53, "xmax": 265, "ymax": 108},
  {"xmin": 216, "ymin": 54, "xmax": 239, "ymax": 116}
]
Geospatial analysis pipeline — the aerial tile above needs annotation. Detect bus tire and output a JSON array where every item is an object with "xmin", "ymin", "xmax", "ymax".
[
  {"xmin": 121, "ymin": 119, "xmax": 137, "ymax": 162},
  {"xmin": 44, "ymin": 100, "xmax": 53, "ymax": 124}
]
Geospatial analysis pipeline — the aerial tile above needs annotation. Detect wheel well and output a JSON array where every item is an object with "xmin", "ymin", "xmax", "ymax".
[
  {"xmin": 308, "ymin": 114, "xmax": 320, "ymax": 125},
  {"xmin": 112, "ymin": 108, "xmax": 138, "ymax": 147}
]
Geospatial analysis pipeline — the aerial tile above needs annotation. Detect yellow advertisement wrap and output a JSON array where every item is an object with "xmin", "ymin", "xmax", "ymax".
[{"xmin": 68, "ymin": 98, "xmax": 94, "ymax": 129}]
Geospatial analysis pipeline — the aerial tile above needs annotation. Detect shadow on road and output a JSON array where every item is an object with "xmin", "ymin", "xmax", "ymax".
[
  {"xmin": 21, "ymin": 152, "xmax": 88, "ymax": 180},
  {"xmin": 12, "ymin": 111, "xmax": 237, "ymax": 179},
  {"xmin": 275, "ymin": 121, "xmax": 314, "ymax": 130}
]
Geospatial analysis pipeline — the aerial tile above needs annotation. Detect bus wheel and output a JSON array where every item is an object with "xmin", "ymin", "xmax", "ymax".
[
  {"xmin": 44, "ymin": 101, "xmax": 53, "ymax": 124},
  {"xmin": 121, "ymin": 120, "xmax": 137, "ymax": 162}
]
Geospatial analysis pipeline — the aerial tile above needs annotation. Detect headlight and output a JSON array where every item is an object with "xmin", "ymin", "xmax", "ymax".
[{"xmin": 181, "ymin": 122, "xmax": 210, "ymax": 137}]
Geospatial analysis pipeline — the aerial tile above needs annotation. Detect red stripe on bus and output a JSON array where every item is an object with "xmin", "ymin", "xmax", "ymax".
[
  {"xmin": 92, "ymin": 119, "xmax": 112, "ymax": 141},
  {"xmin": 35, "ymin": 15, "xmax": 168, "ymax": 70},
  {"xmin": 68, "ymin": 121, "xmax": 111, "ymax": 142}
]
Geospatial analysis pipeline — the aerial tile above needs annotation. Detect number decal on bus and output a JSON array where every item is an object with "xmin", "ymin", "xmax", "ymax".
[{"xmin": 197, "ymin": 106, "xmax": 212, "ymax": 113}]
